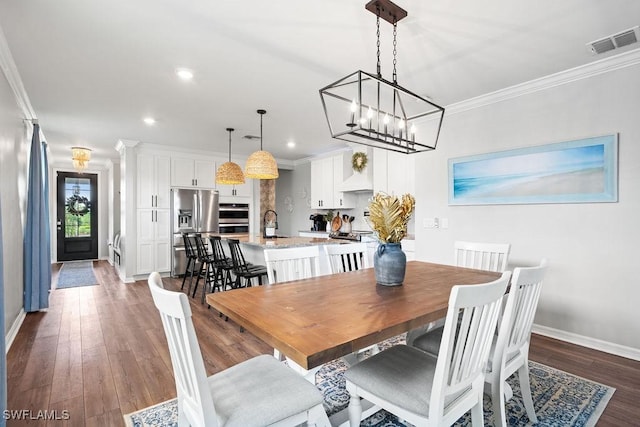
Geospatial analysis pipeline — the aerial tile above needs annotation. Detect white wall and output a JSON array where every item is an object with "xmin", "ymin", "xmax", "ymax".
[
  {"xmin": 413, "ymin": 60, "xmax": 640, "ymax": 352},
  {"xmin": 277, "ymin": 162, "xmax": 314, "ymax": 236},
  {"xmin": 0, "ymin": 70, "xmax": 28, "ymax": 334},
  {"xmin": 275, "ymin": 169, "xmax": 294, "ymax": 236}
]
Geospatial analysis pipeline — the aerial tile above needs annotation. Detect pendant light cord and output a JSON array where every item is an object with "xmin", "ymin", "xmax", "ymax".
[
  {"xmin": 393, "ymin": 20, "xmax": 398, "ymax": 83},
  {"xmin": 375, "ymin": 5, "xmax": 399, "ymax": 83},
  {"xmin": 257, "ymin": 109, "xmax": 266, "ymax": 151},
  {"xmin": 227, "ymin": 128, "xmax": 233, "ymax": 162},
  {"xmin": 376, "ymin": 9, "xmax": 381, "ymax": 78}
]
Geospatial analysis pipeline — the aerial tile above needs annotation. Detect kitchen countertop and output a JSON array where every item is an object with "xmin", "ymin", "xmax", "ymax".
[{"xmin": 236, "ymin": 235, "xmax": 350, "ymax": 249}]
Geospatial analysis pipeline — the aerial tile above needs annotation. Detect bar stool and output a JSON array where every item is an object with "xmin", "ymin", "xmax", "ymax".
[
  {"xmin": 208, "ymin": 236, "xmax": 234, "ymax": 291},
  {"xmin": 192, "ymin": 234, "xmax": 217, "ymax": 303},
  {"xmin": 227, "ymin": 239, "xmax": 268, "ymax": 288},
  {"xmin": 181, "ymin": 233, "xmax": 199, "ymax": 291}
]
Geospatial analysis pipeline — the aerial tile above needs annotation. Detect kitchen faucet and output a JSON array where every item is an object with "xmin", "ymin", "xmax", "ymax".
[{"xmin": 263, "ymin": 209, "xmax": 278, "ymax": 238}]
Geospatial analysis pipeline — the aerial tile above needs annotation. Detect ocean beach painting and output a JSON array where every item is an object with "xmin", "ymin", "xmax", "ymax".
[{"xmin": 449, "ymin": 135, "xmax": 618, "ymax": 205}]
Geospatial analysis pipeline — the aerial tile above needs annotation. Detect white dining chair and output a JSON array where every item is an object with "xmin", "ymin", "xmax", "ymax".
[
  {"xmin": 263, "ymin": 245, "xmax": 321, "ymax": 285},
  {"xmin": 344, "ymin": 271, "xmax": 511, "ymax": 427},
  {"xmin": 485, "ymin": 259, "xmax": 548, "ymax": 427},
  {"xmin": 409, "ymin": 259, "xmax": 547, "ymax": 427},
  {"xmin": 323, "ymin": 243, "xmax": 377, "ymax": 365},
  {"xmin": 323, "ymin": 242, "xmax": 370, "ymax": 273},
  {"xmin": 147, "ymin": 272, "xmax": 330, "ymax": 427},
  {"xmin": 263, "ymin": 246, "xmax": 322, "ymax": 381},
  {"xmin": 406, "ymin": 240, "xmax": 511, "ymax": 347},
  {"xmin": 454, "ymin": 240, "xmax": 511, "ymax": 272}
]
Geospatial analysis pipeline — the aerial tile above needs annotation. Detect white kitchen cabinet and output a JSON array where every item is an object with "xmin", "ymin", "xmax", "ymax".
[
  {"xmin": 373, "ymin": 148, "xmax": 415, "ymax": 196},
  {"xmin": 137, "ymin": 154, "xmax": 171, "ymax": 208},
  {"xmin": 136, "ymin": 208, "xmax": 171, "ymax": 274},
  {"xmin": 171, "ymin": 158, "xmax": 216, "ymax": 188},
  {"xmin": 137, "ymin": 153, "xmax": 171, "ymax": 274},
  {"xmin": 310, "ymin": 157, "xmax": 332, "ymax": 209},
  {"xmin": 310, "ymin": 154, "xmax": 354, "ymax": 209},
  {"xmin": 137, "ymin": 240, "xmax": 171, "ymax": 274},
  {"xmin": 401, "ymin": 239, "xmax": 415, "ymax": 261},
  {"xmin": 332, "ymin": 155, "xmax": 354, "ymax": 209},
  {"xmin": 216, "ymin": 179, "xmax": 253, "ymax": 198}
]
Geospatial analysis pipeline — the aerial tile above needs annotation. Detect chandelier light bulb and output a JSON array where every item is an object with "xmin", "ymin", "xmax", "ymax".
[
  {"xmin": 349, "ymin": 99, "xmax": 357, "ymax": 125},
  {"xmin": 398, "ymin": 118, "xmax": 405, "ymax": 140}
]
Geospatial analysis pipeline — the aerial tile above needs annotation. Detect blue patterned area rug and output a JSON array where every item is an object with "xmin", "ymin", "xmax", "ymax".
[
  {"xmin": 56, "ymin": 261, "xmax": 98, "ymax": 289},
  {"xmin": 124, "ymin": 338, "xmax": 614, "ymax": 427}
]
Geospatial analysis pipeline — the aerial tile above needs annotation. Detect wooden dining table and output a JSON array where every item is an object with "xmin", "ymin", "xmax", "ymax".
[{"xmin": 206, "ymin": 261, "xmax": 501, "ymax": 370}]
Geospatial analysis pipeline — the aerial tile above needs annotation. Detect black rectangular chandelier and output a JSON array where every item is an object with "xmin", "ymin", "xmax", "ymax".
[{"xmin": 319, "ymin": 0, "xmax": 445, "ymax": 154}]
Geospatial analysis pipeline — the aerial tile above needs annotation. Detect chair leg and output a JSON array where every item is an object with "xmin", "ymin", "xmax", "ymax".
[
  {"xmin": 187, "ymin": 260, "xmax": 197, "ymax": 292},
  {"xmin": 192, "ymin": 262, "xmax": 205, "ymax": 298},
  {"xmin": 518, "ymin": 364, "xmax": 538, "ymax": 423},
  {"xmin": 181, "ymin": 258, "xmax": 191, "ymax": 290},
  {"xmin": 470, "ymin": 398, "xmax": 484, "ymax": 426},
  {"xmin": 200, "ymin": 263, "xmax": 212, "ymax": 304},
  {"xmin": 308, "ymin": 404, "xmax": 331, "ymax": 427},
  {"xmin": 491, "ymin": 378, "xmax": 507, "ymax": 427},
  {"xmin": 347, "ymin": 392, "xmax": 363, "ymax": 427},
  {"xmin": 212, "ymin": 265, "xmax": 223, "ymax": 292},
  {"xmin": 222, "ymin": 269, "xmax": 231, "ymax": 291}
]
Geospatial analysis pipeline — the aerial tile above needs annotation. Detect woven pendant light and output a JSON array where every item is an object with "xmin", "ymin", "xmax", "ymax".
[
  {"xmin": 245, "ymin": 109, "xmax": 279, "ymax": 179},
  {"xmin": 216, "ymin": 128, "xmax": 245, "ymax": 185}
]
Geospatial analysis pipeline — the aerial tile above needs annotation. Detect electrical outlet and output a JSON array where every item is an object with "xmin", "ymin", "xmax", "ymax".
[{"xmin": 440, "ymin": 218, "xmax": 449, "ymax": 229}]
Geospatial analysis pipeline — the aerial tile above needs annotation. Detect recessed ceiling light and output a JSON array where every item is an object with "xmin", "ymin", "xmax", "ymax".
[
  {"xmin": 176, "ymin": 68, "xmax": 194, "ymax": 81},
  {"xmin": 143, "ymin": 117, "xmax": 156, "ymax": 125},
  {"xmin": 287, "ymin": 141, "xmax": 296, "ymax": 148}
]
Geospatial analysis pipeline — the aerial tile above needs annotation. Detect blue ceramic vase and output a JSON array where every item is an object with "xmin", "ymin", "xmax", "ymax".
[{"xmin": 373, "ymin": 242, "xmax": 406, "ymax": 286}]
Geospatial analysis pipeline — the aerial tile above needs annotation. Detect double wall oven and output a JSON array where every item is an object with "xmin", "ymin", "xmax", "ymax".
[{"xmin": 219, "ymin": 203, "xmax": 250, "ymax": 234}]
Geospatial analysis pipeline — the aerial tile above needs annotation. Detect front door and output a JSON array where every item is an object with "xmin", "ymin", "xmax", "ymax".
[{"xmin": 56, "ymin": 172, "xmax": 98, "ymax": 261}]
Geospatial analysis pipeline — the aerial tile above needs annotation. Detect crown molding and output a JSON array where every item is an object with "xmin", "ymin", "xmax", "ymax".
[
  {"xmin": 0, "ymin": 25, "xmax": 36, "ymax": 120},
  {"xmin": 446, "ymin": 47, "xmax": 640, "ymax": 115}
]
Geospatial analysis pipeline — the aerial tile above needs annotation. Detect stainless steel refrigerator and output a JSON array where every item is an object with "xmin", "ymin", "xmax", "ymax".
[{"xmin": 171, "ymin": 188, "xmax": 219, "ymax": 277}]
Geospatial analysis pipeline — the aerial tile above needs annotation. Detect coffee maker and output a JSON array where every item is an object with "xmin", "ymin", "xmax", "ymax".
[{"xmin": 309, "ymin": 214, "xmax": 327, "ymax": 231}]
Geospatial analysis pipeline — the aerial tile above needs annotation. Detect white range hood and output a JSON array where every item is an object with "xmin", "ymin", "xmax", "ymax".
[{"xmin": 338, "ymin": 147, "xmax": 374, "ymax": 193}]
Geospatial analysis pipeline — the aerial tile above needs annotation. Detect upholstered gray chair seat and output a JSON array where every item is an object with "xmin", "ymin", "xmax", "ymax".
[
  {"xmin": 413, "ymin": 327, "xmax": 520, "ymax": 375},
  {"xmin": 209, "ymin": 355, "xmax": 324, "ymax": 427},
  {"xmin": 412, "ymin": 325, "xmax": 444, "ymax": 356},
  {"xmin": 344, "ymin": 344, "xmax": 468, "ymax": 417}
]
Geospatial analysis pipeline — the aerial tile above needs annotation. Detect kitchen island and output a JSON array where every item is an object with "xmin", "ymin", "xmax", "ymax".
[{"xmin": 230, "ymin": 235, "xmax": 359, "ymax": 277}]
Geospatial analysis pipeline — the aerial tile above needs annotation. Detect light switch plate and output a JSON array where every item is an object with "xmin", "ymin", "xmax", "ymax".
[{"xmin": 423, "ymin": 218, "xmax": 436, "ymax": 228}]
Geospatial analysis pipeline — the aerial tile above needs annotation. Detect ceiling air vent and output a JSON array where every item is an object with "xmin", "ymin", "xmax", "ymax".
[{"xmin": 587, "ymin": 25, "xmax": 640, "ymax": 55}]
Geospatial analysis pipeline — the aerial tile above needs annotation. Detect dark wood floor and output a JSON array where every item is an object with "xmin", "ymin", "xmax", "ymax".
[{"xmin": 6, "ymin": 260, "xmax": 640, "ymax": 426}]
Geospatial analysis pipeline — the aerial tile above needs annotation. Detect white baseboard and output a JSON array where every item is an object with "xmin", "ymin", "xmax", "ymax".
[
  {"xmin": 532, "ymin": 324, "xmax": 640, "ymax": 362},
  {"xmin": 5, "ymin": 309, "xmax": 26, "ymax": 354}
]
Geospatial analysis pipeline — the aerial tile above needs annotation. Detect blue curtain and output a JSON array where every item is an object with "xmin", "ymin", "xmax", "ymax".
[
  {"xmin": 1, "ymin": 175, "xmax": 7, "ymax": 425},
  {"xmin": 42, "ymin": 142, "xmax": 51, "ymax": 288},
  {"xmin": 23, "ymin": 123, "xmax": 51, "ymax": 312}
]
